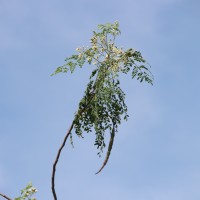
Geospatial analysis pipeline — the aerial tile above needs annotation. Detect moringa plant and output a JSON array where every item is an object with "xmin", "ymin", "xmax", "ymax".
[
  {"xmin": 0, "ymin": 183, "xmax": 37, "ymax": 200},
  {"xmin": 51, "ymin": 21, "xmax": 153, "ymax": 200},
  {"xmin": 14, "ymin": 183, "xmax": 37, "ymax": 200},
  {"xmin": 0, "ymin": 21, "xmax": 153, "ymax": 200}
]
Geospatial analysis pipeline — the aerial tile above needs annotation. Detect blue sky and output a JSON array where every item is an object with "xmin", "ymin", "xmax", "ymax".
[{"xmin": 1, "ymin": 0, "xmax": 200, "ymax": 199}]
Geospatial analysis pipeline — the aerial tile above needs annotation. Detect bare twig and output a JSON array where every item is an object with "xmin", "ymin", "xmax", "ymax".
[
  {"xmin": 0, "ymin": 193, "xmax": 12, "ymax": 200},
  {"xmin": 51, "ymin": 122, "xmax": 74, "ymax": 200}
]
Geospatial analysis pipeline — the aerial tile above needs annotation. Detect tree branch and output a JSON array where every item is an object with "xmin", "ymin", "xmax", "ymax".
[
  {"xmin": 0, "ymin": 193, "xmax": 12, "ymax": 200},
  {"xmin": 51, "ymin": 122, "xmax": 74, "ymax": 200}
]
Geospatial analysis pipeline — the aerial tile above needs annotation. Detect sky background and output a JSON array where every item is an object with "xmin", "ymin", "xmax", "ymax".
[{"xmin": 1, "ymin": 0, "xmax": 200, "ymax": 199}]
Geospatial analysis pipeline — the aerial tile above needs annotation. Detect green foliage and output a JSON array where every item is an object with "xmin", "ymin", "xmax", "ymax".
[
  {"xmin": 14, "ymin": 183, "xmax": 37, "ymax": 200},
  {"xmin": 52, "ymin": 21, "xmax": 153, "ymax": 170}
]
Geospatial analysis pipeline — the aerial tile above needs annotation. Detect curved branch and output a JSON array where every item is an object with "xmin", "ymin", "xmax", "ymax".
[
  {"xmin": 0, "ymin": 193, "xmax": 12, "ymax": 200},
  {"xmin": 95, "ymin": 124, "xmax": 115, "ymax": 174},
  {"xmin": 51, "ymin": 121, "xmax": 74, "ymax": 200},
  {"xmin": 51, "ymin": 91, "xmax": 96, "ymax": 200}
]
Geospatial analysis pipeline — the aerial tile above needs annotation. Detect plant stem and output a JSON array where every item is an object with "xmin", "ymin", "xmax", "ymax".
[
  {"xmin": 0, "ymin": 193, "xmax": 12, "ymax": 200},
  {"xmin": 51, "ymin": 122, "xmax": 74, "ymax": 200}
]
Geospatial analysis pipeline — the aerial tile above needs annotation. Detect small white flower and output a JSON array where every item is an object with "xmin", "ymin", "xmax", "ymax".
[{"xmin": 92, "ymin": 45, "xmax": 97, "ymax": 50}]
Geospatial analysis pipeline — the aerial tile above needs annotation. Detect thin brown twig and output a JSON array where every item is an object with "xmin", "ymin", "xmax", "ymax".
[
  {"xmin": 0, "ymin": 193, "xmax": 12, "ymax": 200},
  {"xmin": 51, "ymin": 121, "xmax": 74, "ymax": 200}
]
